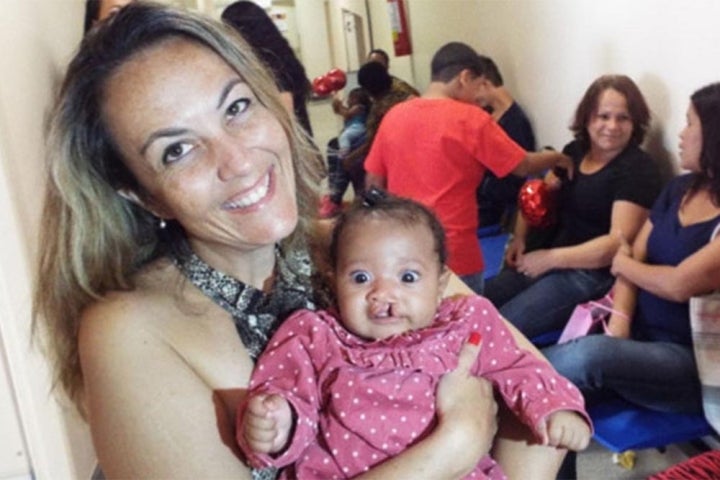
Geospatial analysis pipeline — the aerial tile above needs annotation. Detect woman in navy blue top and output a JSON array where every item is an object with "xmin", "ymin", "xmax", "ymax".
[{"xmin": 544, "ymin": 82, "xmax": 720, "ymax": 415}]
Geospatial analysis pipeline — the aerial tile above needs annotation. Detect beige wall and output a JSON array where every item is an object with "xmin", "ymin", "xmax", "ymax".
[
  {"xmin": 404, "ymin": 0, "xmax": 720, "ymax": 169},
  {"xmin": 0, "ymin": 1, "xmax": 97, "ymax": 478},
  {"xmin": 2, "ymin": 0, "xmax": 720, "ymax": 477}
]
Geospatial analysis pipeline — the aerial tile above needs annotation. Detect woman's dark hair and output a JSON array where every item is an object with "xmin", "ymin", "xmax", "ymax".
[
  {"xmin": 329, "ymin": 189, "xmax": 447, "ymax": 271},
  {"xmin": 221, "ymin": 1, "xmax": 313, "ymax": 135},
  {"xmin": 570, "ymin": 74, "xmax": 650, "ymax": 149},
  {"xmin": 689, "ymin": 82, "xmax": 720, "ymax": 205},
  {"xmin": 83, "ymin": 0, "xmax": 100, "ymax": 33}
]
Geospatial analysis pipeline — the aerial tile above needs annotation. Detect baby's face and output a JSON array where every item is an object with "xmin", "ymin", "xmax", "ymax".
[{"xmin": 334, "ymin": 218, "xmax": 448, "ymax": 341}]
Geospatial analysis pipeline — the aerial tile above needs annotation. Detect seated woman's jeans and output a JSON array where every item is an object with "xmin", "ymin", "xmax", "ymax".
[
  {"xmin": 543, "ymin": 335, "xmax": 703, "ymax": 414},
  {"xmin": 485, "ymin": 268, "xmax": 614, "ymax": 339},
  {"xmin": 460, "ymin": 272, "xmax": 485, "ymax": 295}
]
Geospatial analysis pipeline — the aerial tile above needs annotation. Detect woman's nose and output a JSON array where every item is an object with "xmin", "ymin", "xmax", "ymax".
[
  {"xmin": 606, "ymin": 117, "xmax": 621, "ymax": 130},
  {"xmin": 215, "ymin": 133, "xmax": 253, "ymax": 181}
]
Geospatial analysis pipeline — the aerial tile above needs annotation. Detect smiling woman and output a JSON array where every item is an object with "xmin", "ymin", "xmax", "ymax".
[
  {"xmin": 485, "ymin": 74, "xmax": 665, "ymax": 341},
  {"xmin": 35, "ymin": 3, "xmax": 324, "ymax": 477},
  {"xmin": 104, "ymin": 39, "xmax": 301, "ymax": 263}
]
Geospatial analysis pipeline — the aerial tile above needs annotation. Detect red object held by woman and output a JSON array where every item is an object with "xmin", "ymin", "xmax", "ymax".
[{"xmin": 518, "ymin": 178, "xmax": 558, "ymax": 228}]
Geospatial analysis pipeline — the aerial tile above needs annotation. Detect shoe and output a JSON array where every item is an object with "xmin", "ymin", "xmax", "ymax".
[{"xmin": 319, "ymin": 195, "xmax": 342, "ymax": 218}]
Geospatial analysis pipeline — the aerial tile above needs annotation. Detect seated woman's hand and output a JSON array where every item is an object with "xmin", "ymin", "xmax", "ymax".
[
  {"xmin": 605, "ymin": 312, "xmax": 631, "ymax": 338},
  {"xmin": 435, "ymin": 335, "xmax": 498, "ymax": 466},
  {"xmin": 505, "ymin": 237, "xmax": 526, "ymax": 268},
  {"xmin": 610, "ymin": 233, "xmax": 633, "ymax": 277},
  {"xmin": 516, "ymin": 249, "xmax": 556, "ymax": 278}
]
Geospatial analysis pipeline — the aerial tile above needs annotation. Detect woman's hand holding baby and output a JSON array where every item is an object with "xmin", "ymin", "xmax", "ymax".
[{"xmin": 435, "ymin": 336, "xmax": 498, "ymax": 471}]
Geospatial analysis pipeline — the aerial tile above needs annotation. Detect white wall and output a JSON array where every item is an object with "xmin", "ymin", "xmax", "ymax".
[
  {"xmin": 0, "ymin": 1, "xmax": 97, "ymax": 479},
  {"xmin": 404, "ymin": 0, "xmax": 720, "ymax": 170},
  {"xmin": 2, "ymin": 0, "xmax": 720, "ymax": 477}
]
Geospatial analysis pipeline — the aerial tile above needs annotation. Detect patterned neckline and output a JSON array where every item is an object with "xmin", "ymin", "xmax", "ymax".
[{"xmin": 171, "ymin": 244, "xmax": 314, "ymax": 362}]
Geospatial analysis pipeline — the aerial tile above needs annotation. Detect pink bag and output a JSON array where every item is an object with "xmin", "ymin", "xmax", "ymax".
[{"xmin": 557, "ymin": 294, "xmax": 615, "ymax": 344}]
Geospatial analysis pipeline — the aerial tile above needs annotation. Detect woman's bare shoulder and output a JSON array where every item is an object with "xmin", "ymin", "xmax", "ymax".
[
  {"xmin": 77, "ymin": 258, "xmax": 235, "ymax": 371},
  {"xmin": 80, "ymin": 260, "xmax": 184, "ymax": 339},
  {"xmin": 77, "ymin": 260, "xmax": 253, "ymax": 477}
]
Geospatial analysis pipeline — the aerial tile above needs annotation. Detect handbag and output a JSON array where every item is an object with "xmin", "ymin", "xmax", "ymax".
[
  {"xmin": 689, "ymin": 222, "xmax": 720, "ymax": 434},
  {"xmin": 557, "ymin": 293, "xmax": 615, "ymax": 344}
]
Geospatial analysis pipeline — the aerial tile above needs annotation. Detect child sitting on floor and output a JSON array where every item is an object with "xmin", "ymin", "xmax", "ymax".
[
  {"xmin": 238, "ymin": 190, "xmax": 592, "ymax": 479},
  {"xmin": 320, "ymin": 87, "xmax": 372, "ymax": 218}
]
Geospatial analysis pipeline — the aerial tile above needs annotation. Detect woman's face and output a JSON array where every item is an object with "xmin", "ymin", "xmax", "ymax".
[
  {"xmin": 586, "ymin": 88, "xmax": 634, "ymax": 157},
  {"xmin": 679, "ymin": 103, "xmax": 703, "ymax": 172},
  {"xmin": 102, "ymin": 38, "xmax": 298, "ymax": 258},
  {"xmin": 334, "ymin": 218, "xmax": 448, "ymax": 341}
]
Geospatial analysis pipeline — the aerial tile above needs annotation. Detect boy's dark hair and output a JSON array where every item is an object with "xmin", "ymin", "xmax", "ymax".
[
  {"xmin": 358, "ymin": 62, "xmax": 392, "ymax": 96},
  {"xmin": 431, "ymin": 42, "xmax": 486, "ymax": 83},
  {"xmin": 478, "ymin": 55, "xmax": 504, "ymax": 86},
  {"xmin": 368, "ymin": 48, "xmax": 390, "ymax": 67},
  {"xmin": 329, "ymin": 189, "xmax": 448, "ymax": 270}
]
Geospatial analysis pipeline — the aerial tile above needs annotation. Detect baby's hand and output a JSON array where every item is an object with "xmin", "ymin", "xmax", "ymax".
[
  {"xmin": 242, "ymin": 393, "xmax": 293, "ymax": 454},
  {"xmin": 536, "ymin": 410, "xmax": 591, "ymax": 451}
]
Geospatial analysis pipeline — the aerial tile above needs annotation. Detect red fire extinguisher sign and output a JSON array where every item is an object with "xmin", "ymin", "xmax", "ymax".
[{"xmin": 387, "ymin": 0, "xmax": 412, "ymax": 56}]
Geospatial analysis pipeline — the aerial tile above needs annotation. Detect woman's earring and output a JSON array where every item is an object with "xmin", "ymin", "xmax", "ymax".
[{"xmin": 158, "ymin": 218, "xmax": 167, "ymax": 229}]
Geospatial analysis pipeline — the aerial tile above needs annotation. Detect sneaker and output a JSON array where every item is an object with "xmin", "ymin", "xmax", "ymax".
[{"xmin": 319, "ymin": 195, "xmax": 342, "ymax": 218}]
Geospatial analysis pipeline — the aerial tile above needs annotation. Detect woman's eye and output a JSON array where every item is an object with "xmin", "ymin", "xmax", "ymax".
[
  {"xmin": 401, "ymin": 271, "xmax": 420, "ymax": 283},
  {"xmin": 162, "ymin": 142, "xmax": 193, "ymax": 164},
  {"xmin": 350, "ymin": 271, "xmax": 370, "ymax": 284},
  {"xmin": 226, "ymin": 98, "xmax": 250, "ymax": 119}
]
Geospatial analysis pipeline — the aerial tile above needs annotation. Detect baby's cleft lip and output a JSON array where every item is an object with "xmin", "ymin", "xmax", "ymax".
[
  {"xmin": 222, "ymin": 168, "xmax": 272, "ymax": 210},
  {"xmin": 369, "ymin": 301, "xmax": 391, "ymax": 319}
]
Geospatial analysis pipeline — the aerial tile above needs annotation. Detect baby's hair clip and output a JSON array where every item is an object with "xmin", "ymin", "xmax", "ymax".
[{"xmin": 361, "ymin": 187, "xmax": 387, "ymax": 207}]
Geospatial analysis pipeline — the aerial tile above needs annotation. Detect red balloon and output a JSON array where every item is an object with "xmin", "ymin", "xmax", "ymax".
[
  {"xmin": 326, "ymin": 68, "xmax": 347, "ymax": 91},
  {"xmin": 518, "ymin": 179, "xmax": 558, "ymax": 228},
  {"xmin": 312, "ymin": 75, "xmax": 333, "ymax": 96}
]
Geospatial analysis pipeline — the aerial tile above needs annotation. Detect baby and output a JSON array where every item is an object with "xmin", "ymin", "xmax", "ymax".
[{"xmin": 238, "ymin": 190, "xmax": 591, "ymax": 479}]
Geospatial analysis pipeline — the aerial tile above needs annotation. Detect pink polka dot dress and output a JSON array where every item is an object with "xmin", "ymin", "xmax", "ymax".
[{"xmin": 237, "ymin": 295, "xmax": 589, "ymax": 479}]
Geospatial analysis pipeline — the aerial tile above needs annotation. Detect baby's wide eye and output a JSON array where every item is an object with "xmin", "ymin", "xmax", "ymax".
[
  {"xmin": 401, "ymin": 271, "xmax": 420, "ymax": 283},
  {"xmin": 350, "ymin": 271, "xmax": 370, "ymax": 284}
]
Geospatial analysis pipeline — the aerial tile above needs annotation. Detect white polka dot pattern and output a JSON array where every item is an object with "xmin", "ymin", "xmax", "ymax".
[{"xmin": 238, "ymin": 296, "xmax": 588, "ymax": 479}]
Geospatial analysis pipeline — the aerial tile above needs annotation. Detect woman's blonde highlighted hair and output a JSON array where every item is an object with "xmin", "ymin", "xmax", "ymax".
[{"xmin": 33, "ymin": 1, "xmax": 323, "ymax": 413}]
